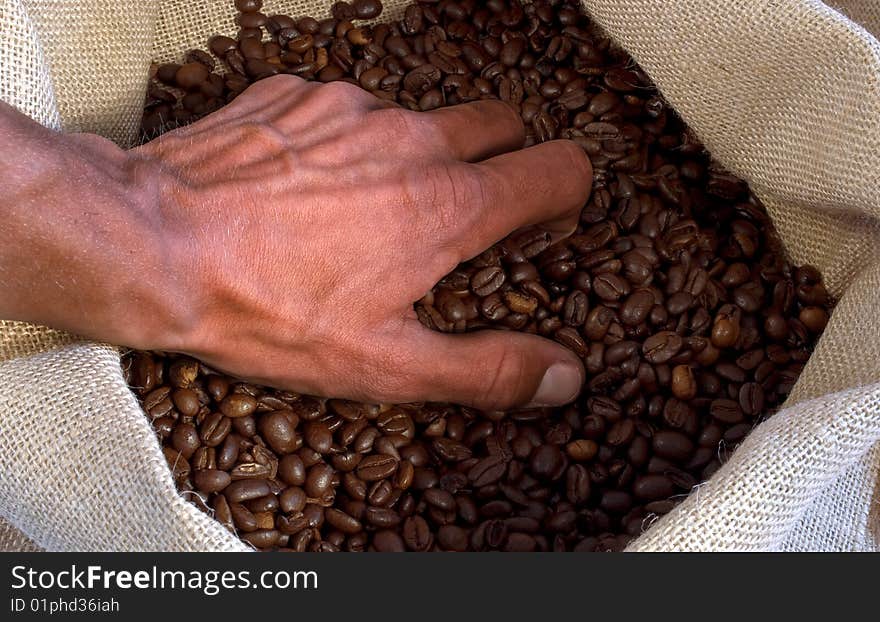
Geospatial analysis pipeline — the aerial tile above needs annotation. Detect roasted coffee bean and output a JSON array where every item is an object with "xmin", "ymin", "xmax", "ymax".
[
  {"xmin": 199, "ymin": 413, "xmax": 231, "ymax": 447},
  {"xmin": 582, "ymin": 306, "xmax": 613, "ymax": 341},
  {"xmin": 800, "ymin": 306, "xmax": 829, "ymax": 332},
  {"xmin": 194, "ymin": 469, "xmax": 231, "ymax": 493},
  {"xmin": 456, "ymin": 495, "xmax": 479, "ymax": 525},
  {"xmin": 604, "ymin": 340, "xmax": 638, "ymax": 365},
  {"xmin": 593, "ymin": 273, "xmax": 630, "ymax": 301},
  {"xmin": 467, "ymin": 456, "xmax": 506, "ymax": 487},
  {"xmin": 235, "ymin": 0, "xmax": 262, "ymax": 11},
  {"xmin": 530, "ymin": 445, "xmax": 566, "ymax": 480},
  {"xmin": 423, "ymin": 487, "xmax": 456, "ymax": 511},
  {"xmin": 739, "ymin": 382, "xmax": 765, "ymax": 417},
  {"xmin": 372, "ymin": 529, "xmax": 406, "ymax": 552},
  {"xmin": 305, "ymin": 463, "xmax": 335, "ymax": 497},
  {"xmin": 279, "ymin": 487, "xmax": 307, "ymax": 514},
  {"xmin": 503, "ymin": 290, "xmax": 538, "ymax": 315},
  {"xmin": 239, "ymin": 37, "xmax": 265, "ymax": 60},
  {"xmin": 278, "ymin": 454, "xmax": 306, "ymax": 486},
  {"xmin": 171, "ymin": 388, "xmax": 200, "ymax": 417},
  {"xmin": 325, "ymin": 507, "xmax": 363, "ymax": 534},
  {"xmin": 432, "ymin": 438, "xmax": 473, "ymax": 462},
  {"xmin": 220, "ymin": 393, "xmax": 257, "ymax": 419},
  {"xmin": 395, "ymin": 459, "xmax": 415, "ymax": 489},
  {"xmin": 643, "ymin": 331, "xmax": 683, "ymax": 364},
  {"xmin": 302, "ymin": 503, "xmax": 326, "ymax": 529},
  {"xmin": 163, "ymin": 447, "xmax": 190, "ymax": 482},
  {"xmin": 562, "ymin": 290, "xmax": 588, "ymax": 326},
  {"xmin": 607, "ymin": 419, "xmax": 635, "ymax": 446},
  {"xmin": 209, "ymin": 35, "xmax": 238, "ymax": 57},
  {"xmin": 402, "ymin": 515, "xmax": 433, "ymax": 551},
  {"xmin": 241, "ymin": 529, "xmax": 280, "ymax": 549},
  {"xmin": 230, "ymin": 458, "xmax": 273, "ymax": 481},
  {"xmin": 190, "ymin": 446, "xmax": 215, "ymax": 474},
  {"xmin": 566, "ymin": 439, "xmax": 598, "ymax": 461},
  {"xmin": 356, "ymin": 455, "xmax": 398, "ymax": 481},
  {"xmin": 554, "ymin": 326, "xmax": 587, "ymax": 358},
  {"xmin": 411, "ymin": 467, "xmax": 439, "ymax": 490},
  {"xmin": 304, "ymin": 421, "xmax": 333, "ymax": 453},
  {"xmin": 353, "ymin": 0, "xmax": 382, "ymax": 20},
  {"xmin": 259, "ymin": 411, "xmax": 299, "ymax": 454},
  {"xmin": 224, "ymin": 479, "xmax": 271, "ymax": 504},
  {"xmin": 671, "ymin": 365, "xmax": 697, "ymax": 400},
  {"xmin": 171, "ymin": 423, "xmax": 200, "ymax": 459},
  {"xmin": 651, "ymin": 430, "xmax": 694, "ymax": 462},
  {"xmin": 166, "ymin": 359, "xmax": 197, "ymax": 389},
  {"xmin": 471, "ymin": 266, "xmax": 506, "ymax": 296},
  {"xmin": 565, "ymin": 464, "xmax": 591, "ymax": 504},
  {"xmin": 600, "ymin": 490, "xmax": 632, "ymax": 514},
  {"xmin": 377, "ymin": 409, "xmax": 415, "ymax": 439},
  {"xmin": 437, "ymin": 525, "xmax": 469, "ymax": 551},
  {"xmin": 342, "ymin": 474, "xmax": 367, "ymax": 502},
  {"xmin": 331, "ymin": 2, "xmax": 355, "ymax": 21},
  {"xmin": 710, "ymin": 399, "xmax": 745, "ymax": 424},
  {"xmin": 144, "ymin": 387, "xmax": 173, "ymax": 417},
  {"xmin": 214, "ymin": 433, "xmax": 240, "ymax": 471},
  {"xmin": 229, "ymin": 502, "xmax": 258, "ymax": 532},
  {"xmin": 367, "ymin": 479, "xmax": 395, "ymax": 506},
  {"xmin": 664, "ymin": 398, "xmax": 694, "ymax": 429},
  {"xmin": 174, "ymin": 63, "xmax": 209, "ymax": 90},
  {"xmin": 633, "ymin": 474, "xmax": 674, "ymax": 500},
  {"xmin": 247, "ymin": 494, "xmax": 279, "ymax": 514},
  {"xmin": 620, "ymin": 289, "xmax": 654, "ymax": 326}
]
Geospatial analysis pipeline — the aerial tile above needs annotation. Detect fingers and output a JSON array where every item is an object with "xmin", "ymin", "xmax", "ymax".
[
  {"xmin": 373, "ymin": 324, "xmax": 585, "ymax": 411},
  {"xmin": 191, "ymin": 81, "xmax": 524, "ymax": 164},
  {"xmin": 421, "ymin": 99, "xmax": 526, "ymax": 162},
  {"xmin": 440, "ymin": 140, "xmax": 592, "ymax": 260},
  {"xmin": 177, "ymin": 76, "xmax": 378, "ymax": 142},
  {"xmin": 479, "ymin": 139, "xmax": 593, "ymax": 233},
  {"xmin": 176, "ymin": 74, "xmax": 313, "ymax": 137}
]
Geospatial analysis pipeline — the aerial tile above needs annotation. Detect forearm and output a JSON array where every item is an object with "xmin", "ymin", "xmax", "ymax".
[{"xmin": 0, "ymin": 101, "xmax": 185, "ymax": 348}]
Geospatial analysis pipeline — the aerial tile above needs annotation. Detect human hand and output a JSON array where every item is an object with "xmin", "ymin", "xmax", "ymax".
[{"xmin": 130, "ymin": 75, "xmax": 592, "ymax": 409}]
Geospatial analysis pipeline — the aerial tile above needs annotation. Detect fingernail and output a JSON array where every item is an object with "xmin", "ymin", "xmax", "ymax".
[{"xmin": 526, "ymin": 360, "xmax": 583, "ymax": 407}]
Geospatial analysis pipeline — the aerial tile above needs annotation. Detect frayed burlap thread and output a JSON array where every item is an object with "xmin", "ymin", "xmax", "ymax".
[{"xmin": 0, "ymin": 0, "xmax": 878, "ymax": 551}]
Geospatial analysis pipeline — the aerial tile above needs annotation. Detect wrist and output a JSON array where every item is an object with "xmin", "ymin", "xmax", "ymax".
[
  {"xmin": 46, "ymin": 132, "xmax": 196, "ymax": 352},
  {"xmin": 102, "ymin": 142, "xmax": 198, "ymax": 353}
]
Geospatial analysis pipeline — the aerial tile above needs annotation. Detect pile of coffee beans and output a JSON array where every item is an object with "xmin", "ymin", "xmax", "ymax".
[{"xmin": 130, "ymin": 0, "xmax": 834, "ymax": 551}]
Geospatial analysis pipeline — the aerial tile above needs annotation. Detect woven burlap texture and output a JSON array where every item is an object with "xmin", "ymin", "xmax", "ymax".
[{"xmin": 0, "ymin": 0, "xmax": 878, "ymax": 551}]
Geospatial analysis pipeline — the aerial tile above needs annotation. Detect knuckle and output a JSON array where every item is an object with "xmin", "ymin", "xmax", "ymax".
[
  {"xmin": 427, "ymin": 246, "xmax": 464, "ymax": 281},
  {"xmin": 143, "ymin": 129, "xmax": 187, "ymax": 155},
  {"xmin": 237, "ymin": 120, "xmax": 288, "ymax": 152},
  {"xmin": 358, "ymin": 346, "xmax": 420, "ymax": 403},
  {"xmin": 375, "ymin": 107, "xmax": 441, "ymax": 143},
  {"xmin": 477, "ymin": 344, "xmax": 530, "ymax": 410},
  {"xmin": 243, "ymin": 74, "xmax": 305, "ymax": 99},
  {"xmin": 483, "ymin": 99, "xmax": 526, "ymax": 136},
  {"xmin": 421, "ymin": 163, "xmax": 485, "ymax": 234},
  {"xmin": 319, "ymin": 79, "xmax": 360, "ymax": 99},
  {"xmin": 272, "ymin": 149, "xmax": 299, "ymax": 178},
  {"xmin": 554, "ymin": 139, "xmax": 593, "ymax": 185},
  {"xmin": 318, "ymin": 79, "xmax": 376, "ymax": 109},
  {"xmin": 261, "ymin": 73, "xmax": 305, "ymax": 91}
]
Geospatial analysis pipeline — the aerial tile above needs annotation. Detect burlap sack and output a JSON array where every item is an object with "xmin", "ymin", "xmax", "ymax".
[{"xmin": 1, "ymin": 0, "xmax": 878, "ymax": 552}]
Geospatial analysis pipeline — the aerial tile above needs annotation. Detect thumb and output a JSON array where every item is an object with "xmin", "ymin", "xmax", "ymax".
[{"xmin": 391, "ymin": 323, "xmax": 585, "ymax": 411}]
